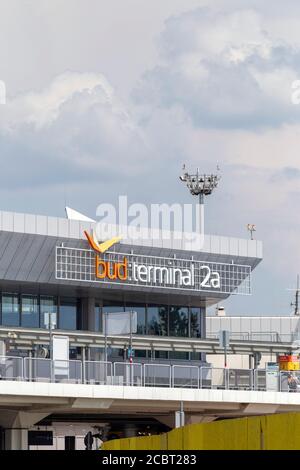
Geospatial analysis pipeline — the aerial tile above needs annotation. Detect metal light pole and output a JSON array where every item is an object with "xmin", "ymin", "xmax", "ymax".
[
  {"xmin": 179, "ymin": 165, "xmax": 220, "ymax": 205},
  {"xmin": 247, "ymin": 224, "xmax": 256, "ymax": 240}
]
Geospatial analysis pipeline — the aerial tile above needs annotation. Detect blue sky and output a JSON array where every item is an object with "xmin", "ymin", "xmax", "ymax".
[{"xmin": 0, "ymin": 0, "xmax": 300, "ymax": 314}]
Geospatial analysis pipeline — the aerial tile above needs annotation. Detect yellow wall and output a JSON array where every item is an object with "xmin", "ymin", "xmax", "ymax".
[{"xmin": 101, "ymin": 413, "xmax": 300, "ymax": 450}]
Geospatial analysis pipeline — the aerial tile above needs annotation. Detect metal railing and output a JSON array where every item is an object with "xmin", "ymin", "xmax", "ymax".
[
  {"xmin": 144, "ymin": 363, "xmax": 171, "ymax": 387},
  {"xmin": 24, "ymin": 357, "xmax": 82, "ymax": 383},
  {"xmin": 0, "ymin": 356, "xmax": 23, "ymax": 381},
  {"xmin": 113, "ymin": 362, "xmax": 143, "ymax": 386},
  {"xmin": 172, "ymin": 365, "xmax": 199, "ymax": 388},
  {"xmin": 2, "ymin": 356, "xmax": 300, "ymax": 393},
  {"xmin": 206, "ymin": 331, "xmax": 300, "ymax": 343},
  {"xmin": 84, "ymin": 360, "xmax": 112, "ymax": 385}
]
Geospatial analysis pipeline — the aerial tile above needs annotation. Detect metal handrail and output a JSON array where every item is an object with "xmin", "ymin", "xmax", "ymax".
[{"xmin": 2, "ymin": 356, "xmax": 300, "ymax": 393}]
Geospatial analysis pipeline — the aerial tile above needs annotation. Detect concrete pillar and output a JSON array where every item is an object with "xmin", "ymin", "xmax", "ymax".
[
  {"xmin": 5, "ymin": 428, "xmax": 28, "ymax": 450},
  {"xmin": 80, "ymin": 298, "xmax": 96, "ymax": 331},
  {"xmin": 87, "ymin": 298, "xmax": 96, "ymax": 331},
  {"xmin": 0, "ymin": 411, "xmax": 49, "ymax": 450}
]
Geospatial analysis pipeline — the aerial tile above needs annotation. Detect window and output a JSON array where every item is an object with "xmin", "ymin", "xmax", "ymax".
[
  {"xmin": 190, "ymin": 307, "xmax": 202, "ymax": 338},
  {"xmin": 125, "ymin": 305, "xmax": 146, "ymax": 335},
  {"xmin": 65, "ymin": 436, "xmax": 75, "ymax": 451},
  {"xmin": 59, "ymin": 298, "xmax": 78, "ymax": 330},
  {"xmin": 21, "ymin": 295, "xmax": 39, "ymax": 328},
  {"xmin": 154, "ymin": 350, "xmax": 168, "ymax": 359},
  {"xmin": 40, "ymin": 296, "xmax": 57, "ymax": 329},
  {"xmin": 190, "ymin": 352, "xmax": 202, "ymax": 361},
  {"xmin": 169, "ymin": 351, "xmax": 189, "ymax": 360},
  {"xmin": 2, "ymin": 294, "xmax": 19, "ymax": 326},
  {"xmin": 102, "ymin": 303, "xmax": 124, "ymax": 314},
  {"xmin": 28, "ymin": 431, "xmax": 53, "ymax": 446},
  {"xmin": 134, "ymin": 349, "xmax": 147, "ymax": 358},
  {"xmin": 94, "ymin": 302, "xmax": 102, "ymax": 332},
  {"xmin": 169, "ymin": 306, "xmax": 188, "ymax": 337},
  {"xmin": 147, "ymin": 306, "xmax": 168, "ymax": 336}
]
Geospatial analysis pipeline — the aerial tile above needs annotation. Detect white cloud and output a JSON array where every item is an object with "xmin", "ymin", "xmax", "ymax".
[
  {"xmin": 0, "ymin": 71, "xmax": 150, "ymax": 190},
  {"xmin": 134, "ymin": 6, "xmax": 300, "ymax": 129}
]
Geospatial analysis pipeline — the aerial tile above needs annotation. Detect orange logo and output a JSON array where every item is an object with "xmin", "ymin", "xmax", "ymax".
[{"xmin": 84, "ymin": 230, "xmax": 128, "ymax": 281}]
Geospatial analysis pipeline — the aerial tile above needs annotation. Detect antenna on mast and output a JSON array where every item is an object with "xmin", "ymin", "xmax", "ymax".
[
  {"xmin": 287, "ymin": 274, "xmax": 300, "ymax": 316},
  {"xmin": 179, "ymin": 165, "xmax": 221, "ymax": 205}
]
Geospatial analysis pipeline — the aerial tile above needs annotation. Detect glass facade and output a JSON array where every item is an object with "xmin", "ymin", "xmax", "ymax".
[
  {"xmin": 21, "ymin": 295, "xmax": 39, "ymax": 328},
  {"xmin": 59, "ymin": 298, "xmax": 78, "ymax": 330},
  {"xmin": 125, "ymin": 305, "xmax": 146, "ymax": 335},
  {"xmin": 147, "ymin": 306, "xmax": 168, "ymax": 336},
  {"xmin": 94, "ymin": 302, "xmax": 102, "ymax": 332},
  {"xmin": 40, "ymin": 296, "xmax": 57, "ymax": 329},
  {"xmin": 0, "ymin": 294, "xmax": 203, "ymax": 340},
  {"xmin": 190, "ymin": 307, "xmax": 202, "ymax": 338},
  {"xmin": 169, "ymin": 306, "xmax": 188, "ymax": 337},
  {"xmin": 2, "ymin": 294, "xmax": 19, "ymax": 326}
]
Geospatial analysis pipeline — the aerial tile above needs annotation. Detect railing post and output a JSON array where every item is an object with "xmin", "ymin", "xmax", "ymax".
[
  {"xmin": 279, "ymin": 371, "xmax": 282, "ymax": 392},
  {"xmin": 21, "ymin": 357, "xmax": 24, "ymax": 382},
  {"xmin": 82, "ymin": 360, "xmax": 85, "ymax": 384}
]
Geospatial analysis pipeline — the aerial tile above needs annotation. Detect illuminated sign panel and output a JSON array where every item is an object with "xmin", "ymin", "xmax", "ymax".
[{"xmin": 55, "ymin": 245, "xmax": 251, "ymax": 295}]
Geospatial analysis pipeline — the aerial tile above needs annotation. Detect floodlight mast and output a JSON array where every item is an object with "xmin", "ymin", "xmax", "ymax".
[{"xmin": 179, "ymin": 165, "xmax": 220, "ymax": 204}]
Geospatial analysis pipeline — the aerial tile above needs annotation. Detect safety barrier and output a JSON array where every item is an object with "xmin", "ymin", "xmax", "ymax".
[
  {"xmin": 23, "ymin": 357, "xmax": 82, "ymax": 383},
  {"xmin": 0, "ymin": 356, "xmax": 299, "ymax": 392},
  {"xmin": 101, "ymin": 413, "xmax": 300, "ymax": 450},
  {"xmin": 84, "ymin": 360, "xmax": 112, "ymax": 385},
  {"xmin": 0, "ymin": 356, "xmax": 23, "ymax": 381}
]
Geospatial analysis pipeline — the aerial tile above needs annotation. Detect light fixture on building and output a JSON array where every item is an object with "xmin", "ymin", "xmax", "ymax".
[
  {"xmin": 179, "ymin": 164, "xmax": 220, "ymax": 204},
  {"xmin": 247, "ymin": 224, "xmax": 256, "ymax": 240}
]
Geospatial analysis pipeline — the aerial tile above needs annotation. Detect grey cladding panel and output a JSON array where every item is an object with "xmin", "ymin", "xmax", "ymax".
[
  {"xmin": 27, "ymin": 237, "xmax": 55, "ymax": 282},
  {"xmin": 15, "ymin": 235, "xmax": 47, "ymax": 282},
  {"xmin": 240, "ymin": 317, "xmax": 251, "ymax": 333},
  {"xmin": 270, "ymin": 317, "xmax": 281, "ymax": 334},
  {"xmin": 36, "ymin": 216, "xmax": 47, "ymax": 235},
  {"xmin": 230, "ymin": 317, "xmax": 241, "ymax": 333},
  {"xmin": 36, "ymin": 238, "xmax": 59, "ymax": 283},
  {"xmin": 0, "ymin": 232, "xmax": 12, "ymax": 260},
  {"xmin": 2, "ymin": 212, "xmax": 13, "ymax": 231},
  {"xmin": 5, "ymin": 234, "xmax": 35, "ymax": 280},
  {"xmin": 13, "ymin": 213, "xmax": 25, "ymax": 233},
  {"xmin": 0, "ymin": 233, "xmax": 23, "ymax": 278}
]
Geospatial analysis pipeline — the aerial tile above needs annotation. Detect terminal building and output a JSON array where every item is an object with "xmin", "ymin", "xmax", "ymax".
[
  {"xmin": 0, "ymin": 209, "xmax": 262, "ymax": 361},
  {"xmin": 0, "ymin": 207, "xmax": 279, "ymax": 450}
]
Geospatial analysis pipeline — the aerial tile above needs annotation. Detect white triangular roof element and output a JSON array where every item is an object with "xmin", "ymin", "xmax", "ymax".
[{"xmin": 65, "ymin": 206, "xmax": 96, "ymax": 222}]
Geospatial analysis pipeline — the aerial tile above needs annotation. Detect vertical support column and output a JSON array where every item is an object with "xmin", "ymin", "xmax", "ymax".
[
  {"xmin": 81, "ymin": 298, "xmax": 96, "ymax": 331},
  {"xmin": 87, "ymin": 297, "xmax": 96, "ymax": 331},
  {"xmin": 201, "ymin": 306, "xmax": 206, "ymax": 362},
  {"xmin": 5, "ymin": 428, "xmax": 28, "ymax": 450}
]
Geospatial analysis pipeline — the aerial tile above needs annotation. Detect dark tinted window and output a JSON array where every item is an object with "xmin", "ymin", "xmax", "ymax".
[
  {"xmin": 169, "ymin": 306, "xmax": 188, "ymax": 337},
  {"xmin": 59, "ymin": 298, "xmax": 78, "ymax": 330},
  {"xmin": 125, "ymin": 305, "xmax": 146, "ymax": 334},
  {"xmin": 28, "ymin": 431, "xmax": 53, "ymax": 446},
  {"xmin": 2, "ymin": 294, "xmax": 19, "ymax": 326},
  {"xmin": 147, "ymin": 306, "xmax": 168, "ymax": 336},
  {"xmin": 21, "ymin": 295, "xmax": 39, "ymax": 328}
]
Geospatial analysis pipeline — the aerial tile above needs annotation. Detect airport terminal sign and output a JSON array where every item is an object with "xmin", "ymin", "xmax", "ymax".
[{"xmin": 55, "ymin": 245, "xmax": 251, "ymax": 295}]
